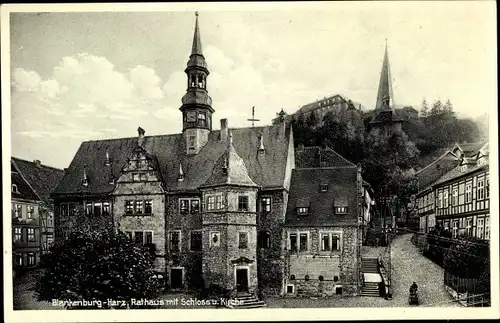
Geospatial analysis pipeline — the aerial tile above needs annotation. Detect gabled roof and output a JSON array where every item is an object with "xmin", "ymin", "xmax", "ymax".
[
  {"xmin": 11, "ymin": 157, "xmax": 65, "ymax": 203},
  {"xmin": 433, "ymin": 158, "xmax": 489, "ymax": 187},
  {"xmin": 11, "ymin": 164, "xmax": 40, "ymax": 202},
  {"xmin": 295, "ymin": 146, "xmax": 356, "ymax": 169},
  {"xmin": 53, "ymin": 124, "xmax": 292, "ymax": 196},
  {"xmin": 285, "ymin": 167, "xmax": 358, "ymax": 227},
  {"xmin": 201, "ymin": 139, "xmax": 258, "ymax": 188}
]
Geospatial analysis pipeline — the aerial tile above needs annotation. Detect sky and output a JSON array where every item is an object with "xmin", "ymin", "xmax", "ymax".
[{"xmin": 5, "ymin": 2, "xmax": 497, "ymax": 169}]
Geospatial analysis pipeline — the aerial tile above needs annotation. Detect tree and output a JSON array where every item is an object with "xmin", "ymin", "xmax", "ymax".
[
  {"xmin": 421, "ymin": 98, "xmax": 429, "ymax": 117},
  {"xmin": 35, "ymin": 228, "xmax": 162, "ymax": 309},
  {"xmin": 430, "ymin": 100, "xmax": 443, "ymax": 116},
  {"xmin": 443, "ymin": 235, "xmax": 489, "ymax": 279}
]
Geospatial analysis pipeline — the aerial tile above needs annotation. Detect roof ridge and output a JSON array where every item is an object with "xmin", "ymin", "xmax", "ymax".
[
  {"xmin": 323, "ymin": 146, "xmax": 356, "ymax": 166},
  {"xmin": 11, "ymin": 159, "xmax": 43, "ymax": 202},
  {"xmin": 11, "ymin": 156, "xmax": 64, "ymax": 172},
  {"xmin": 415, "ymin": 150, "xmax": 457, "ymax": 175}
]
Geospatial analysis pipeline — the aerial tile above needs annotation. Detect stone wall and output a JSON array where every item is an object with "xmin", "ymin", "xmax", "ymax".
[{"xmin": 283, "ymin": 225, "xmax": 360, "ymax": 296}]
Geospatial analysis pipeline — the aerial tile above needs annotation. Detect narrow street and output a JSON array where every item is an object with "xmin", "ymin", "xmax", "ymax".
[{"xmin": 389, "ymin": 233, "xmax": 460, "ymax": 307}]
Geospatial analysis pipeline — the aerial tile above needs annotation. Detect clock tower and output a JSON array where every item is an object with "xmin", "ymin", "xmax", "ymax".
[{"xmin": 180, "ymin": 12, "xmax": 214, "ymax": 155}]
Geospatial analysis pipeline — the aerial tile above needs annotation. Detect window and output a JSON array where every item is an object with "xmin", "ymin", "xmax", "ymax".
[
  {"xmin": 28, "ymin": 253, "xmax": 35, "ymax": 266},
  {"xmin": 299, "ymin": 233, "xmax": 309, "ymax": 252},
  {"xmin": 485, "ymin": 217, "xmax": 490, "ymax": 240},
  {"xmin": 335, "ymin": 207, "xmax": 347, "ymax": 214},
  {"xmin": 210, "ymin": 231, "xmax": 220, "ymax": 247},
  {"xmin": 465, "ymin": 184, "xmax": 472, "ymax": 203},
  {"xmin": 289, "ymin": 233, "xmax": 298, "ymax": 253},
  {"xmin": 125, "ymin": 201, "xmax": 134, "ymax": 214},
  {"xmin": 438, "ymin": 192, "xmax": 443, "ymax": 208},
  {"xmin": 132, "ymin": 173, "xmax": 140, "ymax": 182},
  {"xmin": 198, "ymin": 112, "xmax": 206, "ymax": 127},
  {"xmin": 452, "ymin": 220, "xmax": 459, "ymax": 238},
  {"xmin": 85, "ymin": 203, "xmax": 92, "ymax": 215},
  {"xmin": 144, "ymin": 231, "xmax": 153, "ymax": 245},
  {"xmin": 258, "ymin": 231, "xmax": 271, "ymax": 249},
  {"xmin": 461, "ymin": 165, "xmax": 467, "ymax": 172},
  {"xmin": 180, "ymin": 199, "xmax": 189, "ymax": 215},
  {"xmin": 261, "ymin": 197, "xmax": 271, "ymax": 213},
  {"xmin": 297, "ymin": 207, "xmax": 309, "ymax": 215},
  {"xmin": 477, "ymin": 218, "xmax": 484, "ymax": 239},
  {"xmin": 14, "ymin": 227, "xmax": 22, "ymax": 242},
  {"xmin": 478, "ymin": 179, "xmax": 485, "ymax": 200},
  {"xmin": 486, "ymin": 178, "xmax": 489, "ymax": 198},
  {"xmin": 134, "ymin": 231, "xmax": 144, "ymax": 244},
  {"xmin": 16, "ymin": 254, "xmax": 23, "ymax": 266},
  {"xmin": 207, "ymin": 195, "xmax": 223, "ymax": 211},
  {"xmin": 27, "ymin": 228, "xmax": 35, "ymax": 242},
  {"xmin": 238, "ymin": 232, "xmax": 248, "ymax": 249},
  {"xmin": 443, "ymin": 191, "xmax": 448, "ymax": 207},
  {"xmin": 320, "ymin": 233, "xmax": 341, "ymax": 252},
  {"xmin": 286, "ymin": 285, "xmax": 295, "ymax": 294},
  {"xmin": 145, "ymin": 200, "xmax": 153, "ymax": 214},
  {"xmin": 452, "ymin": 188, "xmax": 458, "ymax": 206},
  {"xmin": 93, "ymin": 202, "xmax": 102, "ymax": 216},
  {"xmin": 190, "ymin": 231, "xmax": 202, "ymax": 251},
  {"xmin": 466, "ymin": 218, "xmax": 472, "ymax": 236},
  {"xmin": 12, "ymin": 184, "xmax": 19, "ymax": 193},
  {"xmin": 238, "ymin": 196, "xmax": 249, "ymax": 211},
  {"xmin": 27, "ymin": 206, "xmax": 35, "ymax": 219},
  {"xmin": 320, "ymin": 184, "xmax": 328, "ymax": 192},
  {"xmin": 477, "ymin": 158, "xmax": 483, "ymax": 166},
  {"xmin": 135, "ymin": 201, "xmax": 143, "ymax": 214},
  {"xmin": 188, "ymin": 135, "xmax": 196, "ymax": 150},
  {"xmin": 46, "ymin": 235, "xmax": 54, "ymax": 247},
  {"xmin": 169, "ymin": 231, "xmax": 181, "ymax": 252},
  {"xmin": 103, "ymin": 202, "xmax": 111, "ymax": 216},
  {"xmin": 14, "ymin": 204, "xmax": 22, "ymax": 218},
  {"xmin": 387, "ymin": 128, "xmax": 392, "ymax": 136}
]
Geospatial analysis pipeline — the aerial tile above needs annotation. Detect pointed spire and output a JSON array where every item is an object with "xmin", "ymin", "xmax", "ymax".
[
  {"xmin": 191, "ymin": 11, "xmax": 203, "ymax": 56},
  {"xmin": 375, "ymin": 39, "xmax": 395, "ymax": 111}
]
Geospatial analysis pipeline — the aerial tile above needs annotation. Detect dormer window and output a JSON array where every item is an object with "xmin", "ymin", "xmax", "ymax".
[
  {"xmin": 12, "ymin": 184, "xmax": 19, "ymax": 194},
  {"xmin": 296, "ymin": 198, "xmax": 310, "ymax": 215},
  {"xmin": 335, "ymin": 206, "xmax": 347, "ymax": 214},
  {"xmin": 297, "ymin": 207, "xmax": 309, "ymax": 215},
  {"xmin": 461, "ymin": 165, "xmax": 467, "ymax": 172},
  {"xmin": 477, "ymin": 158, "xmax": 484, "ymax": 166},
  {"xmin": 320, "ymin": 184, "xmax": 328, "ymax": 192}
]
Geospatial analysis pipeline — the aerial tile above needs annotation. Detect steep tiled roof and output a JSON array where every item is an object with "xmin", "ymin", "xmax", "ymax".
[
  {"xmin": 12, "ymin": 158, "xmax": 65, "ymax": 203},
  {"xmin": 53, "ymin": 124, "xmax": 291, "ymax": 196},
  {"xmin": 201, "ymin": 139, "xmax": 258, "ymax": 188},
  {"xmin": 295, "ymin": 146, "xmax": 356, "ymax": 169},
  {"xmin": 415, "ymin": 151, "xmax": 460, "ymax": 192},
  {"xmin": 433, "ymin": 161, "xmax": 489, "ymax": 187},
  {"xmin": 285, "ymin": 167, "xmax": 358, "ymax": 226},
  {"xmin": 11, "ymin": 163, "xmax": 40, "ymax": 202}
]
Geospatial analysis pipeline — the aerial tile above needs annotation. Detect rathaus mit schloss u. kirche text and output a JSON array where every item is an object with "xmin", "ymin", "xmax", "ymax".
[{"xmin": 52, "ymin": 13, "xmax": 384, "ymax": 299}]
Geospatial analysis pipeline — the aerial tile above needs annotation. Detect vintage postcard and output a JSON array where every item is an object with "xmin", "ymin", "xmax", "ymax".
[{"xmin": 2, "ymin": 1, "xmax": 499, "ymax": 322}]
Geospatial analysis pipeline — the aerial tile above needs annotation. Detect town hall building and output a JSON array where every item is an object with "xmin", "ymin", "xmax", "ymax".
[{"xmin": 52, "ymin": 13, "xmax": 373, "ymax": 299}]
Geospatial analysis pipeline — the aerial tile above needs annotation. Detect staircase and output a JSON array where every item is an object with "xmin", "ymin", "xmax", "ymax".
[
  {"xmin": 224, "ymin": 292, "xmax": 267, "ymax": 309},
  {"xmin": 361, "ymin": 257, "xmax": 382, "ymax": 297}
]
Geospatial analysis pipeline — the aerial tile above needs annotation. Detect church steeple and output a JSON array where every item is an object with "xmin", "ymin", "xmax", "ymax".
[
  {"xmin": 180, "ymin": 12, "xmax": 214, "ymax": 155},
  {"xmin": 375, "ymin": 39, "xmax": 394, "ymax": 111}
]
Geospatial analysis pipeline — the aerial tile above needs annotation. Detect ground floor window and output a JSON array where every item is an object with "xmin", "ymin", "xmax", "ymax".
[
  {"xmin": 465, "ymin": 218, "xmax": 473, "ymax": 236},
  {"xmin": 286, "ymin": 285, "xmax": 295, "ymax": 294},
  {"xmin": 27, "ymin": 252, "xmax": 35, "ymax": 266},
  {"xmin": 477, "ymin": 218, "xmax": 484, "ymax": 239},
  {"xmin": 452, "ymin": 220, "xmax": 459, "ymax": 238},
  {"xmin": 16, "ymin": 254, "xmax": 23, "ymax": 266},
  {"xmin": 485, "ymin": 217, "xmax": 490, "ymax": 240}
]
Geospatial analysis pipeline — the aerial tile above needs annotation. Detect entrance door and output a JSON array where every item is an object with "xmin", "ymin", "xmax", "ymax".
[
  {"xmin": 170, "ymin": 268, "xmax": 183, "ymax": 289},
  {"xmin": 236, "ymin": 268, "xmax": 249, "ymax": 292}
]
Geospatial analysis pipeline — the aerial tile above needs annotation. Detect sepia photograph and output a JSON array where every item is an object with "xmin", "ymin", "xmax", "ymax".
[{"xmin": 2, "ymin": 1, "xmax": 498, "ymax": 322}]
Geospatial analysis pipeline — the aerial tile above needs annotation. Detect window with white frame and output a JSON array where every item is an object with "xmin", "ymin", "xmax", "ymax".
[
  {"xmin": 452, "ymin": 220, "xmax": 459, "ymax": 238},
  {"xmin": 461, "ymin": 165, "xmax": 467, "ymax": 172},
  {"xmin": 486, "ymin": 178, "xmax": 489, "ymax": 199},
  {"xmin": 452, "ymin": 188, "xmax": 458, "ymax": 206},
  {"xmin": 466, "ymin": 218, "xmax": 472, "ymax": 236},
  {"xmin": 238, "ymin": 196, "xmax": 249, "ymax": 212},
  {"xmin": 465, "ymin": 184, "xmax": 472, "ymax": 203},
  {"xmin": 288, "ymin": 232, "xmax": 309, "ymax": 253},
  {"xmin": 297, "ymin": 207, "xmax": 309, "ymax": 215},
  {"xmin": 180, "ymin": 198, "xmax": 200, "ymax": 215},
  {"xmin": 27, "ymin": 228, "xmax": 35, "ymax": 242},
  {"xmin": 16, "ymin": 254, "xmax": 23, "ymax": 266},
  {"xmin": 335, "ymin": 206, "xmax": 347, "ymax": 214},
  {"xmin": 14, "ymin": 227, "xmax": 22, "ymax": 242},
  {"xmin": 27, "ymin": 206, "xmax": 35, "ymax": 219},
  {"xmin": 477, "ymin": 179, "xmax": 485, "ymax": 200},
  {"xmin": 438, "ymin": 192, "xmax": 443, "ymax": 208},
  {"xmin": 320, "ymin": 232, "xmax": 342, "ymax": 252},
  {"xmin": 210, "ymin": 231, "xmax": 220, "ymax": 247},
  {"xmin": 477, "ymin": 218, "xmax": 484, "ymax": 239},
  {"xmin": 169, "ymin": 231, "xmax": 181, "ymax": 252},
  {"xmin": 206, "ymin": 195, "xmax": 223, "ymax": 211},
  {"xmin": 261, "ymin": 197, "xmax": 272, "ymax": 213},
  {"xmin": 103, "ymin": 202, "xmax": 111, "ymax": 216},
  {"xmin": 443, "ymin": 191, "xmax": 449, "ymax": 207},
  {"xmin": 12, "ymin": 184, "xmax": 19, "ymax": 193},
  {"xmin": 27, "ymin": 252, "xmax": 35, "ymax": 266},
  {"xmin": 13, "ymin": 204, "xmax": 22, "ymax": 218},
  {"xmin": 485, "ymin": 217, "xmax": 490, "ymax": 239}
]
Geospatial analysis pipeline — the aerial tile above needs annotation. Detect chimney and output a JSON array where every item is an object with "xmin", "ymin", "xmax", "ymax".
[
  {"xmin": 258, "ymin": 134, "xmax": 265, "ymax": 151},
  {"xmin": 34, "ymin": 160, "xmax": 41, "ymax": 168},
  {"xmin": 178, "ymin": 163, "xmax": 185, "ymax": 182},
  {"xmin": 137, "ymin": 127, "xmax": 145, "ymax": 147},
  {"xmin": 220, "ymin": 119, "xmax": 228, "ymax": 142},
  {"xmin": 82, "ymin": 165, "xmax": 89, "ymax": 187}
]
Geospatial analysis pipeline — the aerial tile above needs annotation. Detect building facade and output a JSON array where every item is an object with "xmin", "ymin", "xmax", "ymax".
[{"xmin": 11, "ymin": 158, "xmax": 64, "ymax": 274}]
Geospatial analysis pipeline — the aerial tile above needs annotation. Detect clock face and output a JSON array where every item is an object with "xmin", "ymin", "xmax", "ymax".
[{"xmin": 187, "ymin": 111, "xmax": 196, "ymax": 122}]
